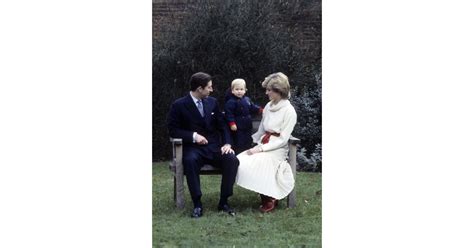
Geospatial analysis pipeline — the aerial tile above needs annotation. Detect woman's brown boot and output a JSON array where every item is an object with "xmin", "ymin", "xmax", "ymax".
[{"xmin": 259, "ymin": 195, "xmax": 277, "ymax": 213}]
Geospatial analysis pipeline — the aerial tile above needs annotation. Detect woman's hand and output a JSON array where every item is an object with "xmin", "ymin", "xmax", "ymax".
[{"xmin": 246, "ymin": 146, "xmax": 262, "ymax": 155}]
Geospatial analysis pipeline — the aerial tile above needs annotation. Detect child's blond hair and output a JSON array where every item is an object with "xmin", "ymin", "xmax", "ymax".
[{"xmin": 231, "ymin": 78, "xmax": 246, "ymax": 90}]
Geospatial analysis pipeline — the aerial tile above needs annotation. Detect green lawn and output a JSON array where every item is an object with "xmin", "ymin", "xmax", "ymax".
[{"xmin": 153, "ymin": 162, "xmax": 322, "ymax": 247}]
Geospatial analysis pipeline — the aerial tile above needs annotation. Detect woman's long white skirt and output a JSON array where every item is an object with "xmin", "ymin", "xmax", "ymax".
[{"xmin": 235, "ymin": 148, "xmax": 295, "ymax": 200}]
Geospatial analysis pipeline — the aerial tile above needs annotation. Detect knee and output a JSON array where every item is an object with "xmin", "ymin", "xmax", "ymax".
[
  {"xmin": 222, "ymin": 153, "xmax": 239, "ymax": 167},
  {"xmin": 183, "ymin": 153, "xmax": 201, "ymax": 168}
]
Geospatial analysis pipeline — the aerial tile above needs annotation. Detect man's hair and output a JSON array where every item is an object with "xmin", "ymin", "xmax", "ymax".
[
  {"xmin": 261, "ymin": 72, "xmax": 291, "ymax": 99},
  {"xmin": 231, "ymin": 78, "xmax": 246, "ymax": 90},
  {"xmin": 189, "ymin": 72, "xmax": 212, "ymax": 91}
]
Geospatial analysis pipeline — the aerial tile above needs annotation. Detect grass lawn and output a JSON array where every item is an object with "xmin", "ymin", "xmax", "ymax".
[{"xmin": 153, "ymin": 162, "xmax": 322, "ymax": 247}]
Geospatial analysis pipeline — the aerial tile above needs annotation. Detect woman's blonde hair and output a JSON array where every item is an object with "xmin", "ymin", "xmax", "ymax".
[{"xmin": 261, "ymin": 72, "xmax": 290, "ymax": 99}]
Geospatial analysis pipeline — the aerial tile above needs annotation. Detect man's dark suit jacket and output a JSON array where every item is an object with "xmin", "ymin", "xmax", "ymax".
[{"xmin": 168, "ymin": 94, "xmax": 232, "ymax": 155}]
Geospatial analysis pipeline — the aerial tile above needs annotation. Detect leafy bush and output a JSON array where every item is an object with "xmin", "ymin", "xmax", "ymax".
[
  {"xmin": 297, "ymin": 144, "xmax": 322, "ymax": 172},
  {"xmin": 153, "ymin": 0, "xmax": 321, "ymax": 167},
  {"xmin": 291, "ymin": 72, "xmax": 322, "ymax": 172}
]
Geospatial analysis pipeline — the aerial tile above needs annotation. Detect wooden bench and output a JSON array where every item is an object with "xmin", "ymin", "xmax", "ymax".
[{"xmin": 169, "ymin": 120, "xmax": 300, "ymax": 209}]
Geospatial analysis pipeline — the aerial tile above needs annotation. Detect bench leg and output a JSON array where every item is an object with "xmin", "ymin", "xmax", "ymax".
[
  {"xmin": 287, "ymin": 142, "xmax": 297, "ymax": 208},
  {"xmin": 174, "ymin": 176, "xmax": 177, "ymax": 202},
  {"xmin": 175, "ymin": 160, "xmax": 185, "ymax": 209},
  {"xmin": 171, "ymin": 142, "xmax": 186, "ymax": 209},
  {"xmin": 287, "ymin": 189, "xmax": 296, "ymax": 208}
]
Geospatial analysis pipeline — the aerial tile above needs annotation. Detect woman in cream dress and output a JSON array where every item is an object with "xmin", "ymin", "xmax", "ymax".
[{"xmin": 235, "ymin": 72, "xmax": 297, "ymax": 213}]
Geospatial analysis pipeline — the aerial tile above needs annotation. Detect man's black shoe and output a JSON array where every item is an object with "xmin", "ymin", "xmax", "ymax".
[
  {"xmin": 218, "ymin": 204, "xmax": 236, "ymax": 216},
  {"xmin": 191, "ymin": 207, "xmax": 203, "ymax": 218}
]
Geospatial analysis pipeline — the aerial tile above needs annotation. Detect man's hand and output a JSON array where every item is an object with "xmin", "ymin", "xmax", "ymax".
[
  {"xmin": 195, "ymin": 134, "xmax": 208, "ymax": 145},
  {"xmin": 246, "ymin": 146, "xmax": 262, "ymax": 155},
  {"xmin": 221, "ymin": 144, "xmax": 235, "ymax": 155}
]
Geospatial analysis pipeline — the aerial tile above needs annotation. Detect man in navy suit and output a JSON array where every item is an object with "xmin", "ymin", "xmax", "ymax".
[{"xmin": 168, "ymin": 72, "xmax": 239, "ymax": 218}]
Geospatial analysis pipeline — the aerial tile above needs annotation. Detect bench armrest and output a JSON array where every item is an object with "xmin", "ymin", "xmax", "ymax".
[
  {"xmin": 170, "ymin": 138, "xmax": 183, "ymax": 145},
  {"xmin": 289, "ymin": 136, "xmax": 300, "ymax": 145},
  {"xmin": 170, "ymin": 138, "xmax": 183, "ymax": 164}
]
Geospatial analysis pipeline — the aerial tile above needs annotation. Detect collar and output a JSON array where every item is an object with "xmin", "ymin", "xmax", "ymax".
[
  {"xmin": 232, "ymin": 94, "xmax": 244, "ymax": 100},
  {"xmin": 268, "ymin": 99, "xmax": 290, "ymax": 112},
  {"xmin": 189, "ymin": 91, "xmax": 201, "ymax": 104}
]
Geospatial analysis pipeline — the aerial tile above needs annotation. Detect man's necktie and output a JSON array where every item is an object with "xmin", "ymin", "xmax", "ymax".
[{"xmin": 197, "ymin": 100, "xmax": 204, "ymax": 117}]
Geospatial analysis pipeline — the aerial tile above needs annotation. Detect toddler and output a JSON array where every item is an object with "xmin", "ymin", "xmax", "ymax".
[{"xmin": 224, "ymin": 79, "xmax": 262, "ymax": 154}]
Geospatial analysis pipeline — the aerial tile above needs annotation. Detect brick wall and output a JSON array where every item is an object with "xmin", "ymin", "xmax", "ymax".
[
  {"xmin": 152, "ymin": 0, "xmax": 191, "ymax": 41},
  {"xmin": 152, "ymin": 0, "xmax": 321, "ymax": 61}
]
